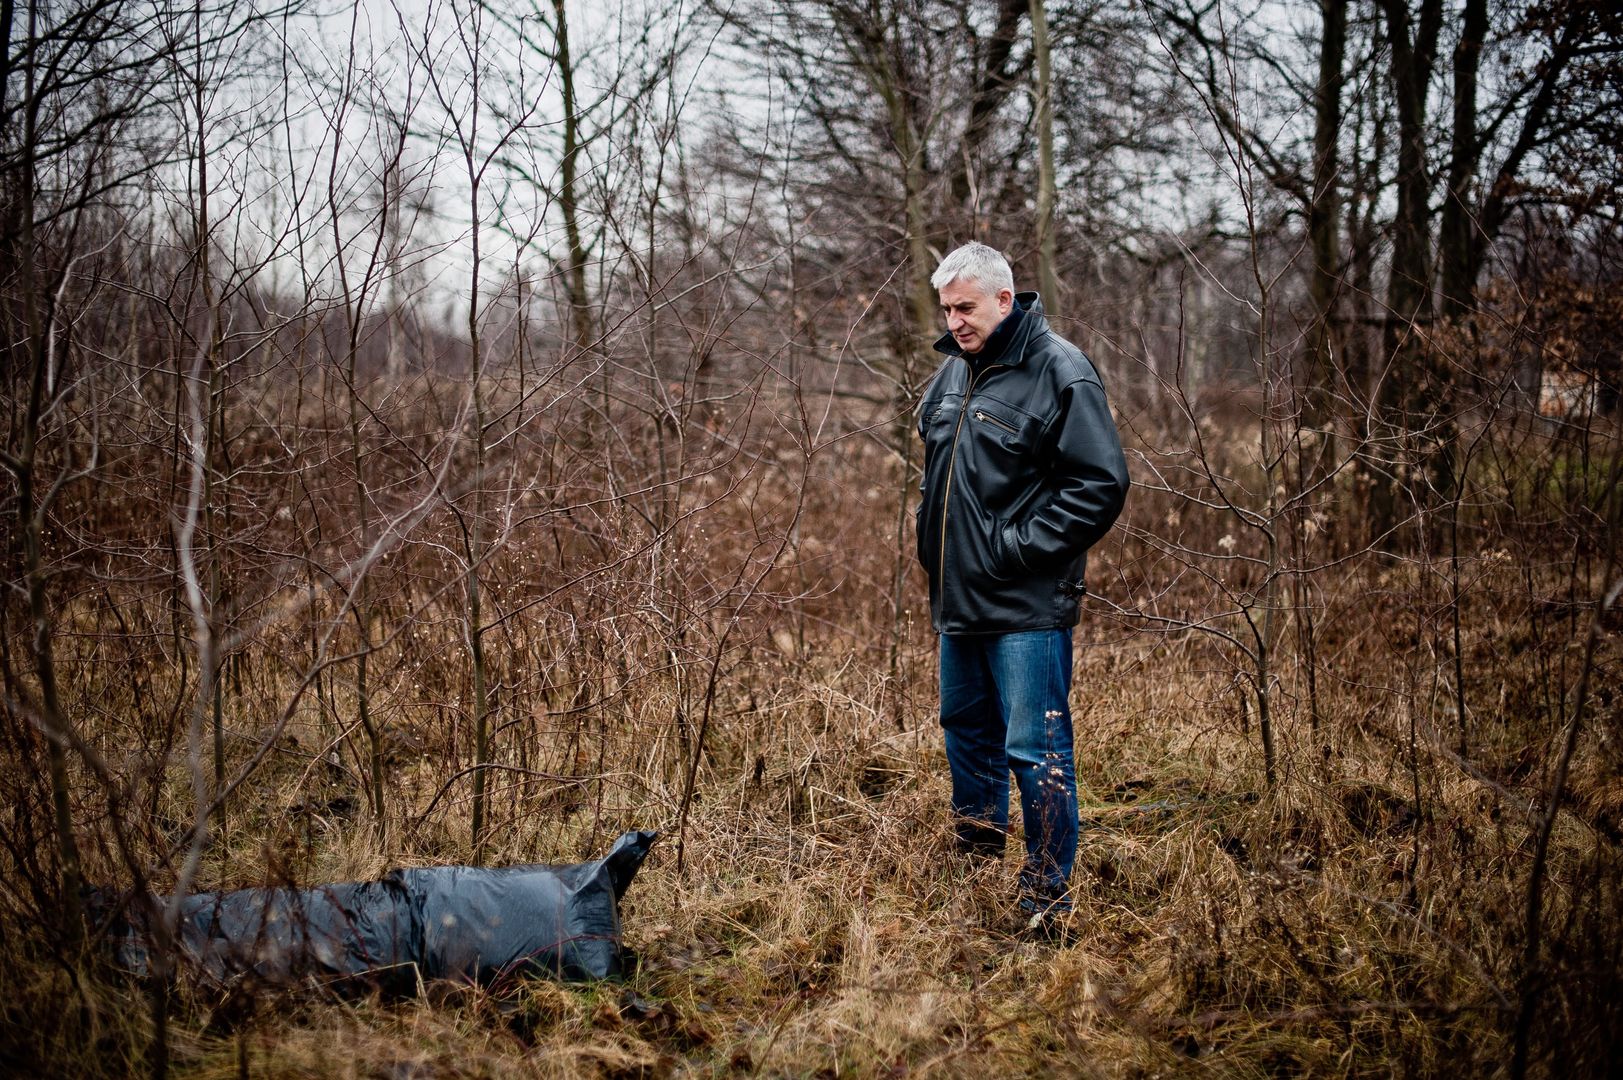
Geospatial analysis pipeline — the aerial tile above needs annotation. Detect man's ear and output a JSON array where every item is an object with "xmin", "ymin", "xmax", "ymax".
[{"xmin": 997, "ymin": 288, "xmax": 1014, "ymax": 315}]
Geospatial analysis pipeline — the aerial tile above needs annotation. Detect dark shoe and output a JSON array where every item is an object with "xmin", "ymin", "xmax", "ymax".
[
  {"xmin": 1016, "ymin": 884, "xmax": 1075, "ymax": 941},
  {"xmin": 1018, "ymin": 902, "xmax": 1077, "ymax": 944}
]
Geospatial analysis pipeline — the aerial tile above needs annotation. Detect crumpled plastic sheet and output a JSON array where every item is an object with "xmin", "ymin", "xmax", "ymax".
[{"xmin": 103, "ymin": 829, "xmax": 657, "ymax": 990}]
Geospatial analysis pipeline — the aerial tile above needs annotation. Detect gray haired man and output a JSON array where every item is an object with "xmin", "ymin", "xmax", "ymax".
[{"xmin": 914, "ymin": 242, "xmax": 1129, "ymax": 918}]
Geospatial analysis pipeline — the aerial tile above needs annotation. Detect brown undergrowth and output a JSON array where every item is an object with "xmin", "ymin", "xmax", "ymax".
[
  {"xmin": 1, "ymin": 372, "xmax": 1619, "ymax": 1077},
  {"xmin": 3, "ymin": 550, "xmax": 1619, "ymax": 1077}
]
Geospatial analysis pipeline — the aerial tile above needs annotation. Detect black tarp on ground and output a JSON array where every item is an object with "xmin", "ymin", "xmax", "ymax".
[{"xmin": 103, "ymin": 829, "xmax": 657, "ymax": 990}]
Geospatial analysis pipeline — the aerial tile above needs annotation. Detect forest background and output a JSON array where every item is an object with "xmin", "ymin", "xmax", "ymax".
[{"xmin": 3, "ymin": 0, "xmax": 1621, "ymax": 1075}]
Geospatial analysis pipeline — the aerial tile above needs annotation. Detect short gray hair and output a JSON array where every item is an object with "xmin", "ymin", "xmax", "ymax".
[{"xmin": 930, "ymin": 242, "xmax": 1014, "ymax": 296}]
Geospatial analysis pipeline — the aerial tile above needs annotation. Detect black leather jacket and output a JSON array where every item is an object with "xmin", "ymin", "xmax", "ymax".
[{"xmin": 915, "ymin": 292, "xmax": 1129, "ymax": 634}]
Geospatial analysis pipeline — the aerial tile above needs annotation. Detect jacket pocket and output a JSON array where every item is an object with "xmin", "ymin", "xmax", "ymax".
[
  {"xmin": 991, "ymin": 519, "xmax": 1026, "ymax": 578},
  {"xmin": 964, "ymin": 401, "xmax": 1041, "ymax": 505},
  {"xmin": 972, "ymin": 408, "xmax": 1019, "ymax": 436},
  {"xmin": 968, "ymin": 400, "xmax": 1033, "ymax": 452}
]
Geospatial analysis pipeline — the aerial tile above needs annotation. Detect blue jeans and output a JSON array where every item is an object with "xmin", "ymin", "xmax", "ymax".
[{"xmin": 939, "ymin": 629, "xmax": 1079, "ymax": 906}]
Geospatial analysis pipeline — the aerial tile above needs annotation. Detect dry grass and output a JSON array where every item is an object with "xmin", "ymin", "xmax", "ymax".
[
  {"xmin": 6, "ymin": 574, "xmax": 1619, "ymax": 1078},
  {"xmin": 2, "ymin": 376, "xmax": 1619, "ymax": 1078}
]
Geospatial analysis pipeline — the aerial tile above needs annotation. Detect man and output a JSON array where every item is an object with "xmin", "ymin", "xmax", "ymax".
[{"xmin": 914, "ymin": 242, "xmax": 1129, "ymax": 919}]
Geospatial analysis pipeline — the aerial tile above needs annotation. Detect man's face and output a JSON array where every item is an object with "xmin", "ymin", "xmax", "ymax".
[{"xmin": 938, "ymin": 278, "xmax": 1014, "ymax": 355}]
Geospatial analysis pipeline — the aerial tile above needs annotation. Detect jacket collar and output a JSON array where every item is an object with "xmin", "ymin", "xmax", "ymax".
[{"xmin": 933, "ymin": 291, "xmax": 1047, "ymax": 365}]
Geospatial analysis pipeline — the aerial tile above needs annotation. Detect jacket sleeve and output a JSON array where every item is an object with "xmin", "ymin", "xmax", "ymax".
[{"xmin": 1002, "ymin": 375, "xmax": 1129, "ymax": 574}]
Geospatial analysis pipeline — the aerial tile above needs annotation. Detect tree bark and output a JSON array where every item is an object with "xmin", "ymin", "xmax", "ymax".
[
  {"xmin": 1438, "ymin": 0, "xmax": 1487, "ymax": 319},
  {"xmin": 1305, "ymin": 0, "xmax": 1346, "ymax": 449},
  {"xmin": 552, "ymin": 0, "xmax": 595, "ymax": 360},
  {"xmin": 1372, "ymin": 0, "xmax": 1444, "ymax": 541},
  {"xmin": 7, "ymin": 0, "xmax": 85, "ymax": 953},
  {"xmin": 1379, "ymin": 0, "xmax": 1441, "ymax": 342},
  {"xmin": 950, "ymin": 0, "xmax": 1026, "ymax": 219},
  {"xmin": 1030, "ymin": 0, "xmax": 1060, "ymax": 307}
]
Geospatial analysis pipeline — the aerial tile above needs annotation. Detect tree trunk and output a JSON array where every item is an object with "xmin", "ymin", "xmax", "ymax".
[
  {"xmin": 8, "ymin": 0, "xmax": 86, "ymax": 952},
  {"xmin": 467, "ymin": 236, "xmax": 491, "ymax": 859},
  {"xmin": 1372, "ymin": 0, "xmax": 1444, "ymax": 542},
  {"xmin": 1030, "ymin": 0, "xmax": 1060, "ymax": 307},
  {"xmin": 552, "ymin": 0, "xmax": 594, "ymax": 359},
  {"xmin": 1438, "ymin": 0, "xmax": 1487, "ymax": 319},
  {"xmin": 950, "ymin": 0, "xmax": 1025, "ymax": 222},
  {"xmin": 1379, "ymin": 0, "xmax": 1440, "ymax": 341},
  {"xmin": 1305, "ymin": 0, "xmax": 1346, "ymax": 453}
]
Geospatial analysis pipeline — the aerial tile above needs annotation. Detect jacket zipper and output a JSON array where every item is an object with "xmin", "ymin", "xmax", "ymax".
[
  {"xmin": 973, "ymin": 409, "xmax": 1018, "ymax": 435},
  {"xmin": 936, "ymin": 363, "xmax": 1009, "ymax": 607}
]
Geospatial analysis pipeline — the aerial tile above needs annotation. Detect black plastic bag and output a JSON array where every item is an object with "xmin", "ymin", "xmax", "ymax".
[{"xmin": 104, "ymin": 829, "xmax": 657, "ymax": 990}]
